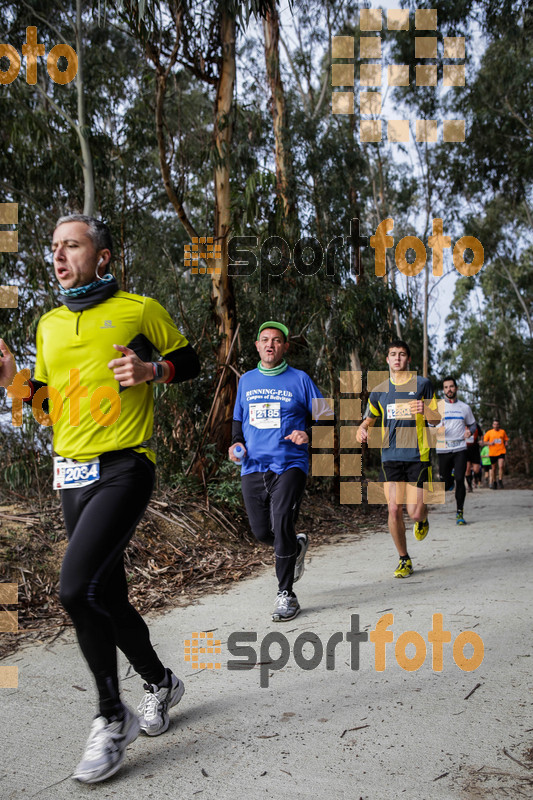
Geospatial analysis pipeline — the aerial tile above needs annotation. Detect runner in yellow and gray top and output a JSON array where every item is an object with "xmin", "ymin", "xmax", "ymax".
[
  {"xmin": 357, "ymin": 340, "xmax": 440, "ymax": 579},
  {"xmin": 0, "ymin": 214, "xmax": 200, "ymax": 784},
  {"xmin": 33, "ymin": 291, "xmax": 189, "ymax": 463}
]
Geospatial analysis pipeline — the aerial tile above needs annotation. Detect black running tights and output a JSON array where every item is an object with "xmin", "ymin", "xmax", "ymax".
[
  {"xmin": 438, "ymin": 449, "xmax": 467, "ymax": 512},
  {"xmin": 59, "ymin": 450, "xmax": 166, "ymax": 719},
  {"xmin": 241, "ymin": 468, "xmax": 307, "ymax": 594}
]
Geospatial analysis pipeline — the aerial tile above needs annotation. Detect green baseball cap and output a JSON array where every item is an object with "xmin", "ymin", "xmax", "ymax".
[{"xmin": 257, "ymin": 321, "xmax": 289, "ymax": 341}]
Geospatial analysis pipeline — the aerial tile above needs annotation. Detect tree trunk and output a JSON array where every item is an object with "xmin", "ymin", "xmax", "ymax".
[
  {"xmin": 348, "ymin": 116, "xmax": 364, "ymax": 282},
  {"xmin": 207, "ymin": 8, "xmax": 237, "ymax": 453},
  {"xmin": 143, "ymin": 6, "xmax": 236, "ymax": 457},
  {"xmin": 349, "ymin": 348, "xmax": 362, "ymax": 372},
  {"xmin": 423, "ymin": 260, "xmax": 429, "ymax": 377},
  {"xmin": 75, "ymin": 0, "xmax": 94, "ymax": 216},
  {"xmin": 263, "ymin": 3, "xmax": 298, "ymax": 238}
]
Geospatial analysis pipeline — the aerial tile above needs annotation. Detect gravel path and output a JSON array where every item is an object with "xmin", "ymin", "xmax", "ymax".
[{"xmin": 1, "ymin": 487, "xmax": 532, "ymax": 799}]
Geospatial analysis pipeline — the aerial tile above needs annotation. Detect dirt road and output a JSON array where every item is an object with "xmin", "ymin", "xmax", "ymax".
[{"xmin": 1, "ymin": 487, "xmax": 532, "ymax": 799}]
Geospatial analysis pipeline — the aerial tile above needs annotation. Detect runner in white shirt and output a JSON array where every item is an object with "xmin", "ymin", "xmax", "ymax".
[{"xmin": 438, "ymin": 377, "xmax": 477, "ymax": 525}]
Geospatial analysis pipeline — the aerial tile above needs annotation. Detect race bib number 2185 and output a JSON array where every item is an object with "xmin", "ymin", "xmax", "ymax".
[{"xmin": 249, "ymin": 402, "xmax": 281, "ymax": 429}]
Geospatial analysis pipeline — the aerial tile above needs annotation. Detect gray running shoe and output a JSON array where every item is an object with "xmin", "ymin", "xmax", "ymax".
[
  {"xmin": 272, "ymin": 590, "xmax": 300, "ymax": 622},
  {"xmin": 138, "ymin": 670, "xmax": 184, "ymax": 736},
  {"xmin": 293, "ymin": 533, "xmax": 309, "ymax": 583},
  {"xmin": 73, "ymin": 705, "xmax": 140, "ymax": 784}
]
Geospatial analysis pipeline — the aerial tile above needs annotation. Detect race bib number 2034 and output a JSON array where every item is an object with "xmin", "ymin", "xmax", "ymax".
[{"xmin": 53, "ymin": 457, "xmax": 100, "ymax": 490}]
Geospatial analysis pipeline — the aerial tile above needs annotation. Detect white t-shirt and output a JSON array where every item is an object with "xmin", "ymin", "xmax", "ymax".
[{"xmin": 440, "ymin": 398, "xmax": 476, "ymax": 452}]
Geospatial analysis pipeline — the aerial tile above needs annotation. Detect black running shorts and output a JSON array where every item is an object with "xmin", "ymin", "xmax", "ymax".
[{"xmin": 379, "ymin": 460, "xmax": 431, "ymax": 487}]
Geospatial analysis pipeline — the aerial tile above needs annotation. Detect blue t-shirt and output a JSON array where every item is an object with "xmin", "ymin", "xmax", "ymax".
[
  {"xmin": 367, "ymin": 374, "xmax": 437, "ymax": 463},
  {"xmin": 233, "ymin": 366, "xmax": 332, "ymax": 475}
]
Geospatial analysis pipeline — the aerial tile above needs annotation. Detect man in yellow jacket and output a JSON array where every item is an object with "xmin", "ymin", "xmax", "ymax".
[{"xmin": 0, "ymin": 215, "xmax": 200, "ymax": 783}]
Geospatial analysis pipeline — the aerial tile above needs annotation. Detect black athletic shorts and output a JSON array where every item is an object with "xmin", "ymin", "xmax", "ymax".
[
  {"xmin": 466, "ymin": 443, "xmax": 481, "ymax": 463},
  {"xmin": 490, "ymin": 454, "xmax": 505, "ymax": 464},
  {"xmin": 379, "ymin": 460, "xmax": 431, "ymax": 487}
]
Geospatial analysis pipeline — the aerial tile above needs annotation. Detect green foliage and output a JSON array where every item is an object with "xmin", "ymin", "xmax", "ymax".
[
  {"xmin": 2, "ymin": 0, "xmax": 531, "ymax": 499},
  {"xmin": 441, "ymin": 250, "xmax": 533, "ymax": 469},
  {"xmin": 206, "ymin": 459, "xmax": 244, "ymax": 514},
  {"xmin": 3, "ymin": 462, "xmax": 33, "ymax": 491},
  {"xmin": 0, "ymin": 414, "xmax": 53, "ymax": 500}
]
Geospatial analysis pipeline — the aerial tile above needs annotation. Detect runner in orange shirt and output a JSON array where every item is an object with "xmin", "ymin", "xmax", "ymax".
[{"xmin": 484, "ymin": 419, "xmax": 509, "ymax": 489}]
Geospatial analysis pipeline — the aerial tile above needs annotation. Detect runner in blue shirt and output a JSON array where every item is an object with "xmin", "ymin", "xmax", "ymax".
[
  {"xmin": 229, "ymin": 321, "xmax": 333, "ymax": 621},
  {"xmin": 356, "ymin": 340, "xmax": 440, "ymax": 578}
]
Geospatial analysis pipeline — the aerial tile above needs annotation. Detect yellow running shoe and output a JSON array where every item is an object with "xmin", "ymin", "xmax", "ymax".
[
  {"xmin": 394, "ymin": 557, "xmax": 413, "ymax": 578},
  {"xmin": 413, "ymin": 519, "xmax": 429, "ymax": 541}
]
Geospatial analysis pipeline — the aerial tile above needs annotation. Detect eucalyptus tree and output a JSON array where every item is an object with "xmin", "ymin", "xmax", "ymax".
[
  {"xmin": 0, "ymin": 0, "xmax": 146, "ymax": 351},
  {"xmin": 115, "ymin": 0, "xmax": 280, "ymax": 457}
]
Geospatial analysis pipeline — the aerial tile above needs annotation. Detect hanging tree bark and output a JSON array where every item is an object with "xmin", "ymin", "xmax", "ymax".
[
  {"xmin": 208, "ymin": 7, "xmax": 238, "ymax": 451},
  {"xmin": 33, "ymin": 0, "xmax": 95, "ymax": 215},
  {"xmin": 263, "ymin": 2, "xmax": 298, "ymax": 238},
  {"xmin": 124, "ymin": 0, "xmax": 240, "ymax": 458}
]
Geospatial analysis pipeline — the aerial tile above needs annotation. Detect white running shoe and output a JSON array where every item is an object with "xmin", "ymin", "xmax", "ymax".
[
  {"xmin": 272, "ymin": 590, "xmax": 301, "ymax": 622},
  {"xmin": 137, "ymin": 670, "xmax": 185, "ymax": 736},
  {"xmin": 293, "ymin": 533, "xmax": 309, "ymax": 583},
  {"xmin": 73, "ymin": 705, "xmax": 140, "ymax": 784}
]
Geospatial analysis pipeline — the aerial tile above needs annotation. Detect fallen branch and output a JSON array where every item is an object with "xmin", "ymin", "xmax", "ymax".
[
  {"xmin": 464, "ymin": 682, "xmax": 482, "ymax": 700},
  {"xmin": 340, "ymin": 724, "xmax": 370, "ymax": 738},
  {"xmin": 502, "ymin": 748, "xmax": 533, "ymax": 771}
]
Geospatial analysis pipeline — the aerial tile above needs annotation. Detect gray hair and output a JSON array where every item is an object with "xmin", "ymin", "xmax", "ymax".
[{"xmin": 55, "ymin": 214, "xmax": 113, "ymax": 257}]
